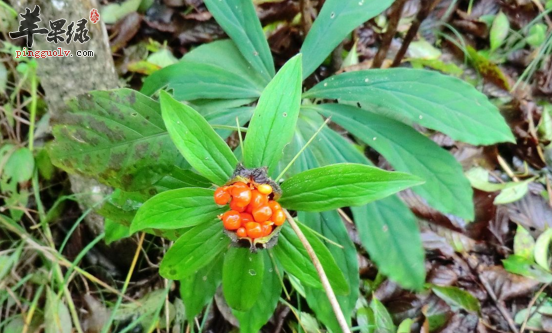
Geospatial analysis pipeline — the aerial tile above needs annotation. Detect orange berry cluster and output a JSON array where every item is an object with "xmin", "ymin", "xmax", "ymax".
[{"xmin": 214, "ymin": 182, "xmax": 285, "ymax": 239}]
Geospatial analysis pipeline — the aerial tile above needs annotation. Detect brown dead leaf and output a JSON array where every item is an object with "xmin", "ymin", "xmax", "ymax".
[
  {"xmin": 428, "ymin": 265, "xmax": 459, "ymax": 286},
  {"xmin": 453, "ymin": 10, "xmax": 488, "ymax": 38},
  {"xmin": 507, "ymin": 182, "xmax": 552, "ymax": 236},
  {"xmin": 536, "ymin": 58, "xmax": 552, "ymax": 96},
  {"xmin": 480, "ymin": 265, "xmax": 539, "ymax": 301},
  {"xmin": 110, "ymin": 12, "xmax": 143, "ymax": 53},
  {"xmin": 82, "ymin": 294, "xmax": 109, "ymax": 333},
  {"xmin": 440, "ymin": 312, "xmax": 480, "ymax": 333}
]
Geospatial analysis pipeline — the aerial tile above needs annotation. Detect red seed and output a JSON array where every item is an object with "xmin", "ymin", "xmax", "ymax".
[
  {"xmin": 252, "ymin": 205, "xmax": 272, "ymax": 223},
  {"xmin": 222, "ymin": 211, "xmax": 241, "ymax": 230}
]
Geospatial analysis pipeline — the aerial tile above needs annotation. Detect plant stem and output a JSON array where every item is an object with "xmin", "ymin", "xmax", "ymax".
[
  {"xmin": 101, "ymin": 232, "xmax": 146, "ymax": 333},
  {"xmin": 28, "ymin": 67, "xmax": 38, "ymax": 151},
  {"xmin": 373, "ymin": 0, "xmax": 407, "ymax": 68},
  {"xmin": 276, "ymin": 117, "xmax": 331, "ymax": 182},
  {"xmin": 283, "ymin": 209, "xmax": 351, "ymax": 333},
  {"xmin": 392, "ymin": 0, "xmax": 442, "ymax": 67}
]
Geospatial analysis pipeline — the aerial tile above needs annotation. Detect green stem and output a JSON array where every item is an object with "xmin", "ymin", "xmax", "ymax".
[
  {"xmin": 28, "ymin": 67, "xmax": 38, "ymax": 151},
  {"xmin": 283, "ymin": 210, "xmax": 351, "ymax": 333},
  {"xmin": 33, "ymin": 170, "xmax": 84, "ymax": 333},
  {"xmin": 101, "ymin": 233, "xmax": 146, "ymax": 333},
  {"xmin": 276, "ymin": 117, "xmax": 331, "ymax": 182}
]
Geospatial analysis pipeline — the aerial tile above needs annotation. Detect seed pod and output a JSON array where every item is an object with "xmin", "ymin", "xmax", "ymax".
[
  {"xmin": 227, "ymin": 163, "xmax": 282, "ymax": 200},
  {"xmin": 224, "ymin": 225, "xmax": 283, "ymax": 252},
  {"xmin": 223, "ymin": 164, "xmax": 285, "ymax": 252}
]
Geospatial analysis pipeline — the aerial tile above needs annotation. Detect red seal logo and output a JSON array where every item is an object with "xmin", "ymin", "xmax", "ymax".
[{"xmin": 90, "ymin": 8, "xmax": 100, "ymax": 24}]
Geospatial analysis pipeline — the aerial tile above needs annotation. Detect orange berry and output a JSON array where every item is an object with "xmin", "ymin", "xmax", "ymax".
[
  {"xmin": 222, "ymin": 211, "xmax": 241, "ymax": 230},
  {"xmin": 245, "ymin": 222, "xmax": 263, "ymax": 239},
  {"xmin": 272, "ymin": 209, "xmax": 285, "ymax": 226},
  {"xmin": 229, "ymin": 200, "xmax": 246, "ymax": 213},
  {"xmin": 236, "ymin": 227, "xmax": 247, "ymax": 238},
  {"xmin": 252, "ymin": 205, "xmax": 272, "ymax": 223},
  {"xmin": 239, "ymin": 213, "xmax": 254, "ymax": 225},
  {"xmin": 214, "ymin": 187, "xmax": 231, "ymax": 205},
  {"xmin": 249, "ymin": 190, "xmax": 268, "ymax": 210},
  {"xmin": 257, "ymin": 184, "xmax": 273, "ymax": 195},
  {"xmin": 231, "ymin": 182, "xmax": 248, "ymax": 192},
  {"xmin": 261, "ymin": 223, "xmax": 273, "ymax": 237},
  {"xmin": 268, "ymin": 200, "xmax": 281, "ymax": 212},
  {"xmin": 232, "ymin": 188, "xmax": 252, "ymax": 207}
]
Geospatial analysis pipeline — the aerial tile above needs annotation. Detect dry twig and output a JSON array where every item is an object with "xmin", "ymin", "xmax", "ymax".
[{"xmin": 283, "ymin": 209, "xmax": 351, "ymax": 333}]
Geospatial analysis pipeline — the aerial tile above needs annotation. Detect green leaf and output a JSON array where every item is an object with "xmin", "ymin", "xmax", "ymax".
[
  {"xmin": 514, "ymin": 225, "xmax": 535, "ymax": 260},
  {"xmin": 142, "ymin": 40, "xmax": 265, "ymax": 100},
  {"xmin": 142, "ymin": 62, "xmax": 261, "ymax": 101},
  {"xmin": 203, "ymin": 0, "xmax": 274, "ymax": 80},
  {"xmin": 131, "ymin": 188, "xmax": 226, "ymax": 233},
  {"xmin": 273, "ymin": 222, "xmax": 349, "ymax": 295},
  {"xmin": 527, "ymin": 23, "xmax": 547, "ymax": 47},
  {"xmin": 311, "ymin": 103, "xmax": 474, "ymax": 220},
  {"xmin": 113, "ymin": 289, "xmax": 173, "ymax": 328},
  {"xmin": 397, "ymin": 319, "xmax": 414, "ymax": 333},
  {"xmin": 222, "ymin": 247, "xmax": 265, "ymax": 311},
  {"xmin": 0, "ymin": 244, "xmax": 22, "ymax": 282},
  {"xmin": 45, "ymin": 287, "xmax": 72, "ymax": 333},
  {"xmin": 357, "ymin": 307, "xmax": 375, "ymax": 333},
  {"xmin": 49, "ymin": 89, "xmax": 182, "ymax": 191},
  {"xmin": 304, "ymin": 68, "xmax": 515, "ymax": 145},
  {"xmin": 278, "ymin": 163, "xmax": 423, "ymax": 212},
  {"xmin": 3, "ymin": 147, "xmax": 34, "ymax": 183},
  {"xmin": 234, "ymin": 252, "xmax": 282, "ymax": 333},
  {"xmin": 431, "ymin": 285, "xmax": 481, "ymax": 313},
  {"xmin": 352, "ymin": 197, "xmax": 425, "ymax": 290},
  {"xmin": 494, "ymin": 180, "xmax": 530, "ymax": 204},
  {"xmin": 160, "ymin": 91, "xmax": 238, "ymax": 185},
  {"xmin": 36, "ymin": 148, "xmax": 54, "ymax": 180},
  {"xmin": 297, "ymin": 109, "xmax": 369, "ymax": 166},
  {"xmin": 183, "ymin": 41, "xmax": 267, "ymax": 87},
  {"xmin": 104, "ymin": 219, "xmax": 130, "ymax": 244},
  {"xmin": 274, "ymin": 122, "xmax": 320, "ymax": 180},
  {"xmin": 408, "ymin": 38, "xmax": 441, "ymax": 60},
  {"xmin": 503, "ymin": 255, "xmax": 552, "ymax": 283},
  {"xmin": 153, "ymin": 167, "xmax": 212, "ymax": 191},
  {"xmin": 370, "ymin": 297, "xmax": 395, "ymax": 333},
  {"xmin": 196, "ymin": 105, "xmax": 254, "ymax": 140},
  {"xmin": 300, "ymin": 0, "xmax": 393, "ymax": 78},
  {"xmin": 301, "ymin": 211, "xmax": 358, "ymax": 332},
  {"xmin": 101, "ymin": 0, "xmax": 141, "ymax": 24},
  {"xmin": 147, "ymin": 49, "xmax": 178, "ymax": 68},
  {"xmin": 180, "ymin": 256, "xmax": 223, "ymax": 321},
  {"xmin": 99, "ymin": 190, "xmax": 189, "ymax": 241},
  {"xmin": 490, "ymin": 12, "xmax": 509, "ymax": 52},
  {"xmin": 535, "ymin": 228, "xmax": 552, "ymax": 271},
  {"xmin": 3, "ymin": 315, "xmax": 26, "ymax": 333},
  {"xmin": 243, "ymin": 54, "xmax": 302, "ymax": 174},
  {"xmin": 160, "ymin": 220, "xmax": 230, "ymax": 279},
  {"xmin": 465, "ymin": 167, "xmax": 508, "ymax": 192}
]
